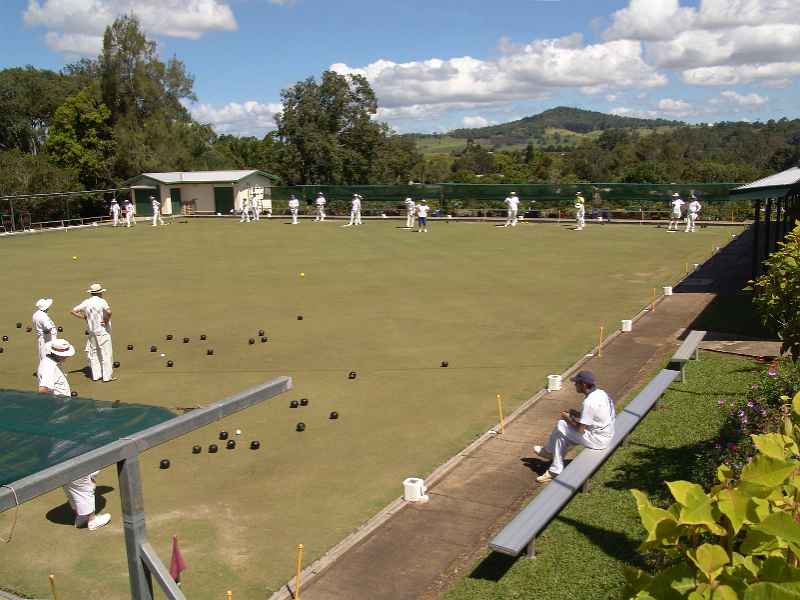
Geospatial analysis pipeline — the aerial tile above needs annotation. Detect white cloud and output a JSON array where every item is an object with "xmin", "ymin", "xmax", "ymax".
[
  {"xmin": 715, "ymin": 90, "xmax": 768, "ymax": 106},
  {"xmin": 609, "ymin": 106, "xmax": 661, "ymax": 119},
  {"xmin": 657, "ymin": 97, "xmax": 693, "ymax": 113},
  {"xmin": 461, "ymin": 116, "xmax": 491, "ymax": 128},
  {"xmin": 268, "ymin": 0, "xmax": 295, "ymax": 4},
  {"xmin": 24, "ymin": 0, "xmax": 237, "ymax": 55},
  {"xmin": 605, "ymin": 0, "xmax": 695, "ymax": 42},
  {"xmin": 190, "ymin": 100, "xmax": 282, "ymax": 136},
  {"xmin": 332, "ymin": 34, "xmax": 665, "ymax": 117},
  {"xmin": 682, "ymin": 62, "xmax": 800, "ymax": 85}
]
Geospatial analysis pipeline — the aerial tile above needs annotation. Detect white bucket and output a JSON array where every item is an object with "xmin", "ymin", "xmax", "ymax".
[
  {"xmin": 403, "ymin": 477, "xmax": 429, "ymax": 503},
  {"xmin": 547, "ymin": 374, "xmax": 562, "ymax": 392},
  {"xmin": 663, "ymin": 286, "xmax": 673, "ymax": 296},
  {"xmin": 693, "ymin": 263, "xmax": 699, "ymax": 270},
  {"xmin": 621, "ymin": 319, "xmax": 632, "ymax": 332}
]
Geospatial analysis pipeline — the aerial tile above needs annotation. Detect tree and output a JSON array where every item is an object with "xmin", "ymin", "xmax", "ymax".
[{"xmin": 44, "ymin": 90, "xmax": 114, "ymax": 187}]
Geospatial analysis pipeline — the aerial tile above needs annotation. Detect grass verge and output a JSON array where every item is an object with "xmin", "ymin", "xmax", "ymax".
[{"xmin": 442, "ymin": 353, "xmax": 757, "ymax": 600}]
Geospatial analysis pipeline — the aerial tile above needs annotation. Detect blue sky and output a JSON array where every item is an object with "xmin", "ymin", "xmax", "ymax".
[{"xmin": 4, "ymin": 0, "xmax": 800, "ymax": 136}]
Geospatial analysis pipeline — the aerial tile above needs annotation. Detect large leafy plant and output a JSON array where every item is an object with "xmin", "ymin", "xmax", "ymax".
[{"xmin": 625, "ymin": 392, "xmax": 800, "ymax": 599}]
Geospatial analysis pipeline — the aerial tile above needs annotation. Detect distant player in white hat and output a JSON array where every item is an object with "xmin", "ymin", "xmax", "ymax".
[
  {"xmin": 251, "ymin": 188, "xmax": 261, "ymax": 221},
  {"xmin": 150, "ymin": 195, "xmax": 165, "ymax": 226},
  {"xmin": 404, "ymin": 197, "xmax": 416, "ymax": 228},
  {"xmin": 574, "ymin": 192, "xmax": 586, "ymax": 230},
  {"xmin": 110, "ymin": 199, "xmax": 120, "ymax": 227},
  {"xmin": 416, "ymin": 199, "xmax": 430, "ymax": 233},
  {"xmin": 504, "ymin": 192, "xmax": 520, "ymax": 227},
  {"xmin": 346, "ymin": 194, "xmax": 363, "ymax": 226},
  {"xmin": 124, "ymin": 199, "xmax": 135, "ymax": 227},
  {"xmin": 240, "ymin": 196, "xmax": 251, "ymax": 223},
  {"xmin": 686, "ymin": 195, "xmax": 701, "ymax": 232},
  {"xmin": 288, "ymin": 195, "xmax": 300, "ymax": 224},
  {"xmin": 71, "ymin": 283, "xmax": 114, "ymax": 382},
  {"xmin": 33, "ymin": 298, "xmax": 58, "ymax": 362},
  {"xmin": 668, "ymin": 193, "xmax": 685, "ymax": 231},
  {"xmin": 314, "ymin": 192, "xmax": 327, "ymax": 222},
  {"xmin": 37, "ymin": 337, "xmax": 112, "ymax": 531}
]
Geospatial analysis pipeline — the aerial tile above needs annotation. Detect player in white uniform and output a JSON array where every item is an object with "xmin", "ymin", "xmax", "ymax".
[
  {"xmin": 33, "ymin": 298, "xmax": 58, "ymax": 362},
  {"xmin": 668, "ymin": 193, "xmax": 685, "ymax": 231},
  {"xmin": 251, "ymin": 188, "xmax": 261, "ymax": 221},
  {"xmin": 574, "ymin": 192, "xmax": 586, "ymax": 230},
  {"xmin": 504, "ymin": 192, "xmax": 520, "ymax": 227},
  {"xmin": 71, "ymin": 283, "xmax": 114, "ymax": 382},
  {"xmin": 347, "ymin": 194, "xmax": 363, "ymax": 226},
  {"xmin": 37, "ymin": 337, "xmax": 112, "ymax": 531},
  {"xmin": 288, "ymin": 195, "xmax": 300, "ymax": 225},
  {"xmin": 110, "ymin": 199, "xmax": 120, "ymax": 227},
  {"xmin": 124, "ymin": 199, "xmax": 135, "ymax": 227},
  {"xmin": 240, "ymin": 197, "xmax": 251, "ymax": 223},
  {"xmin": 404, "ymin": 197, "xmax": 417, "ymax": 228},
  {"xmin": 417, "ymin": 200, "xmax": 430, "ymax": 233},
  {"xmin": 686, "ymin": 196, "xmax": 701, "ymax": 232},
  {"xmin": 314, "ymin": 193, "xmax": 327, "ymax": 222},
  {"xmin": 151, "ymin": 196, "xmax": 165, "ymax": 226}
]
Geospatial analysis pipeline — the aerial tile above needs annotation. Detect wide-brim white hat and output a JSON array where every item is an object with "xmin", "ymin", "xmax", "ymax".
[
  {"xmin": 35, "ymin": 298, "xmax": 53, "ymax": 311},
  {"xmin": 672, "ymin": 192, "xmax": 680, "ymax": 197},
  {"xmin": 44, "ymin": 338, "xmax": 75, "ymax": 357},
  {"xmin": 87, "ymin": 283, "xmax": 106, "ymax": 294},
  {"xmin": 575, "ymin": 191, "xmax": 583, "ymax": 196}
]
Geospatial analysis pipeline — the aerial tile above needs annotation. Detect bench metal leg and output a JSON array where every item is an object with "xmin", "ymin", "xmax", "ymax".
[
  {"xmin": 695, "ymin": 348, "xmax": 700, "ymax": 361},
  {"xmin": 525, "ymin": 539, "xmax": 536, "ymax": 559},
  {"xmin": 681, "ymin": 364, "xmax": 686, "ymax": 383}
]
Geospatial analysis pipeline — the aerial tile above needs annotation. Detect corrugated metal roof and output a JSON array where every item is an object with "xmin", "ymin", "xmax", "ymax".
[
  {"xmin": 139, "ymin": 170, "xmax": 278, "ymax": 184},
  {"xmin": 732, "ymin": 167, "xmax": 800, "ymax": 191}
]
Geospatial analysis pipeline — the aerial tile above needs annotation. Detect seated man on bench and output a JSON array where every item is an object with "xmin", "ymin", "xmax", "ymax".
[{"xmin": 533, "ymin": 371, "xmax": 616, "ymax": 483}]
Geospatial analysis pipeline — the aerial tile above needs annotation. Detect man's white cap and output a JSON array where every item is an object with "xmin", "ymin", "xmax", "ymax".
[
  {"xmin": 35, "ymin": 298, "xmax": 53, "ymax": 311},
  {"xmin": 672, "ymin": 192, "xmax": 680, "ymax": 197},
  {"xmin": 87, "ymin": 283, "xmax": 106, "ymax": 294},
  {"xmin": 511, "ymin": 191, "xmax": 517, "ymax": 195},
  {"xmin": 111, "ymin": 198, "xmax": 118, "ymax": 203},
  {"xmin": 44, "ymin": 338, "xmax": 76, "ymax": 358}
]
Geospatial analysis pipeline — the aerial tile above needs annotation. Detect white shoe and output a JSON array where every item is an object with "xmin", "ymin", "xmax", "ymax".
[
  {"xmin": 536, "ymin": 471, "xmax": 555, "ymax": 484},
  {"xmin": 88, "ymin": 513, "xmax": 111, "ymax": 530},
  {"xmin": 533, "ymin": 445, "xmax": 553, "ymax": 460}
]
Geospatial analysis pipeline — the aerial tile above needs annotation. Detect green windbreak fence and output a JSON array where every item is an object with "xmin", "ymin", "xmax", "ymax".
[
  {"xmin": 0, "ymin": 389, "xmax": 174, "ymax": 486},
  {"xmin": 269, "ymin": 183, "xmax": 750, "ymax": 221}
]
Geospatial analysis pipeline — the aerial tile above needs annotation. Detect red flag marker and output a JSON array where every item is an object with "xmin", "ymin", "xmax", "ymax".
[{"xmin": 170, "ymin": 535, "xmax": 187, "ymax": 583}]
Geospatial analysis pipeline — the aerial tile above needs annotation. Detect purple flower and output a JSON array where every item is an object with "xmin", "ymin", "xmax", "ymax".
[
  {"xmin": 718, "ymin": 399, "xmax": 726, "ymax": 407},
  {"xmin": 741, "ymin": 417, "xmax": 748, "ymax": 424},
  {"xmin": 747, "ymin": 401, "xmax": 755, "ymax": 408},
  {"xmin": 768, "ymin": 370, "xmax": 777, "ymax": 377},
  {"xmin": 738, "ymin": 410, "xmax": 745, "ymax": 417},
  {"xmin": 752, "ymin": 384, "xmax": 759, "ymax": 389},
  {"xmin": 714, "ymin": 443, "xmax": 722, "ymax": 450}
]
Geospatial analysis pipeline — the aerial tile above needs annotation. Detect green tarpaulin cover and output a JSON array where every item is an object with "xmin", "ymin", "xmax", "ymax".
[{"xmin": 0, "ymin": 389, "xmax": 174, "ymax": 486}]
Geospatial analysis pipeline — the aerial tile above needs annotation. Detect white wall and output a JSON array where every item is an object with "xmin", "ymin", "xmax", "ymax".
[{"xmin": 158, "ymin": 184, "xmax": 217, "ymax": 214}]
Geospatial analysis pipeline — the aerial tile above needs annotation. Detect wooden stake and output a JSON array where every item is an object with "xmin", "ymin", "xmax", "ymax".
[
  {"xmin": 598, "ymin": 325, "xmax": 604, "ymax": 358},
  {"xmin": 49, "ymin": 574, "xmax": 59, "ymax": 600},
  {"xmin": 651, "ymin": 287, "xmax": 656, "ymax": 312},
  {"xmin": 295, "ymin": 544, "xmax": 304, "ymax": 599},
  {"xmin": 226, "ymin": 591, "xmax": 233, "ymax": 600},
  {"xmin": 496, "ymin": 394, "xmax": 505, "ymax": 434}
]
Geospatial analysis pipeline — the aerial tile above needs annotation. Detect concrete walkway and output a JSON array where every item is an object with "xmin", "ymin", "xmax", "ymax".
[{"xmin": 278, "ymin": 230, "xmax": 755, "ymax": 600}]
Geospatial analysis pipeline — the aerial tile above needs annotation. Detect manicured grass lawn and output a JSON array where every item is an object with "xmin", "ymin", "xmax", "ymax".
[
  {"xmin": 442, "ymin": 353, "xmax": 757, "ymax": 600},
  {"xmin": 0, "ymin": 219, "xmax": 738, "ymax": 599}
]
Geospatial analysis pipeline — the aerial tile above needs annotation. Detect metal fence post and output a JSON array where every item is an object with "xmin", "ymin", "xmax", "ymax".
[{"xmin": 117, "ymin": 455, "xmax": 154, "ymax": 600}]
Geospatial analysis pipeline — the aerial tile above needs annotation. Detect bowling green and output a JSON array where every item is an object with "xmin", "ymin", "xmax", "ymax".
[{"xmin": 0, "ymin": 219, "xmax": 741, "ymax": 599}]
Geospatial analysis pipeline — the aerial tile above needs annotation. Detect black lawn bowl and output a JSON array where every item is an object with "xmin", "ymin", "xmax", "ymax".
[
  {"xmin": 441, "ymin": 361, "xmax": 449, "ymax": 368},
  {"xmin": 219, "ymin": 431, "xmax": 229, "ymax": 440},
  {"xmin": 0, "ymin": 347, "xmax": 4, "ymax": 354},
  {"xmin": 57, "ymin": 326, "xmax": 63, "ymax": 333},
  {"xmin": 166, "ymin": 360, "xmax": 174, "ymax": 367},
  {"xmin": 250, "ymin": 440, "xmax": 261, "ymax": 450},
  {"xmin": 258, "ymin": 329, "xmax": 265, "ymax": 336},
  {"xmin": 348, "ymin": 371, "xmax": 357, "ymax": 380},
  {"xmin": 71, "ymin": 391, "xmax": 78, "ymax": 397},
  {"xmin": 226, "ymin": 440, "xmax": 236, "ymax": 450},
  {"xmin": 290, "ymin": 400, "xmax": 299, "ymax": 408},
  {"xmin": 159, "ymin": 459, "xmax": 170, "ymax": 469},
  {"xmin": 261, "ymin": 336, "xmax": 268, "ymax": 343},
  {"xmin": 206, "ymin": 348, "xmax": 214, "ymax": 356},
  {"xmin": 329, "ymin": 411, "xmax": 339, "ymax": 420},
  {"xmin": 1, "ymin": 336, "xmax": 7, "ymax": 342},
  {"xmin": 127, "ymin": 344, "xmax": 134, "ymax": 350},
  {"xmin": 25, "ymin": 326, "xmax": 32, "ymax": 333},
  {"xmin": 296, "ymin": 422, "xmax": 306, "ymax": 432},
  {"xmin": 183, "ymin": 337, "xmax": 190, "ymax": 343},
  {"xmin": 300, "ymin": 398, "xmax": 309, "ymax": 406},
  {"xmin": 192, "ymin": 445, "xmax": 202, "ymax": 454},
  {"xmin": 113, "ymin": 361, "xmax": 120, "ymax": 368},
  {"xmin": 166, "ymin": 334, "xmax": 173, "ymax": 341},
  {"xmin": 208, "ymin": 444, "xmax": 218, "ymax": 453},
  {"xmin": 150, "ymin": 346, "xmax": 157, "ymax": 352},
  {"xmin": 297, "ymin": 315, "xmax": 303, "ymax": 321},
  {"xmin": 200, "ymin": 334, "xmax": 207, "ymax": 341},
  {"xmin": 15, "ymin": 322, "xmax": 21, "ymax": 328},
  {"xmin": 248, "ymin": 338, "xmax": 255, "ymax": 345}
]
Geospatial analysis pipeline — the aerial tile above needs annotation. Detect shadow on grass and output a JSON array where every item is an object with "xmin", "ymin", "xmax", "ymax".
[
  {"xmin": 555, "ymin": 516, "xmax": 645, "ymax": 566},
  {"xmin": 45, "ymin": 485, "xmax": 113, "ymax": 525}
]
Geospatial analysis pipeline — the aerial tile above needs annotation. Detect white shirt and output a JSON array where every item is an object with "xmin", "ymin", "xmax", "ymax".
[
  {"xmin": 315, "ymin": 196, "xmax": 326, "ymax": 206},
  {"xmin": 671, "ymin": 199, "xmax": 685, "ymax": 214},
  {"xmin": 110, "ymin": 203, "xmax": 120, "ymax": 215},
  {"xmin": 288, "ymin": 198, "xmax": 299, "ymax": 209},
  {"xmin": 73, "ymin": 296, "xmax": 110, "ymax": 334},
  {"xmin": 417, "ymin": 204, "xmax": 430, "ymax": 218},
  {"xmin": 505, "ymin": 196, "xmax": 519, "ymax": 210},
  {"xmin": 242, "ymin": 198, "xmax": 250, "ymax": 209},
  {"xmin": 38, "ymin": 356, "xmax": 71, "ymax": 396},
  {"xmin": 405, "ymin": 198, "xmax": 416, "ymax": 210},
  {"xmin": 688, "ymin": 200, "xmax": 701, "ymax": 214},
  {"xmin": 32, "ymin": 310, "xmax": 57, "ymax": 341},
  {"xmin": 152, "ymin": 199, "xmax": 160, "ymax": 213},
  {"xmin": 125, "ymin": 202, "xmax": 134, "ymax": 214},
  {"xmin": 575, "ymin": 199, "xmax": 585, "ymax": 211},
  {"xmin": 352, "ymin": 198, "xmax": 361, "ymax": 210},
  {"xmin": 579, "ymin": 388, "xmax": 615, "ymax": 448}
]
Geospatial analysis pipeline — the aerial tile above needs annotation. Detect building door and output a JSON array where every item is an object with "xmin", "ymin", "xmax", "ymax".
[
  {"xmin": 214, "ymin": 187, "xmax": 234, "ymax": 214},
  {"xmin": 170, "ymin": 188, "xmax": 182, "ymax": 215},
  {"xmin": 134, "ymin": 189, "xmax": 156, "ymax": 216}
]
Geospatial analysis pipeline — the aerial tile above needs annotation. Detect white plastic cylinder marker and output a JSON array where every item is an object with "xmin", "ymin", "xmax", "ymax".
[
  {"xmin": 547, "ymin": 374, "xmax": 562, "ymax": 392},
  {"xmin": 663, "ymin": 286, "xmax": 673, "ymax": 296},
  {"xmin": 621, "ymin": 319, "xmax": 632, "ymax": 332},
  {"xmin": 403, "ymin": 477, "xmax": 429, "ymax": 503}
]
